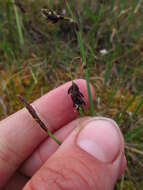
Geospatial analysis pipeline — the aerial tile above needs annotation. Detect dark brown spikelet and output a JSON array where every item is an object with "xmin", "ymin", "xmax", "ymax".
[
  {"xmin": 68, "ymin": 82, "xmax": 86, "ymax": 112},
  {"xmin": 41, "ymin": 8, "xmax": 79, "ymax": 31},
  {"xmin": 18, "ymin": 95, "xmax": 62, "ymax": 145},
  {"xmin": 41, "ymin": 8, "xmax": 64, "ymax": 23},
  {"xmin": 18, "ymin": 95, "xmax": 48, "ymax": 133}
]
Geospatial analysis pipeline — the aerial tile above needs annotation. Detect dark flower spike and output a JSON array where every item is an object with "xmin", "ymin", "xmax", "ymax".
[
  {"xmin": 68, "ymin": 81, "xmax": 86, "ymax": 112},
  {"xmin": 18, "ymin": 95, "xmax": 61, "ymax": 145},
  {"xmin": 41, "ymin": 8, "xmax": 64, "ymax": 23},
  {"xmin": 41, "ymin": 8, "xmax": 79, "ymax": 31}
]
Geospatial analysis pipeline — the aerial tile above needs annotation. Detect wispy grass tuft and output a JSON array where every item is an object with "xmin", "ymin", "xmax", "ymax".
[
  {"xmin": 132, "ymin": 97, "xmax": 143, "ymax": 118},
  {"xmin": 125, "ymin": 124, "xmax": 143, "ymax": 142}
]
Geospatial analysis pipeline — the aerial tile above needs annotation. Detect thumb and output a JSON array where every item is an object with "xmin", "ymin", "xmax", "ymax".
[{"xmin": 24, "ymin": 117, "xmax": 126, "ymax": 190}]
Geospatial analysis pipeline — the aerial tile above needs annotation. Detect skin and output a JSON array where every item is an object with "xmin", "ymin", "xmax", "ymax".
[{"xmin": 0, "ymin": 79, "xmax": 126, "ymax": 190}]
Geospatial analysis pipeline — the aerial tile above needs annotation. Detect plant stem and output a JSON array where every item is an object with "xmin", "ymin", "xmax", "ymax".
[
  {"xmin": 12, "ymin": 0, "xmax": 24, "ymax": 47},
  {"xmin": 65, "ymin": 1, "xmax": 94, "ymax": 116},
  {"xmin": 77, "ymin": 33, "xmax": 94, "ymax": 116}
]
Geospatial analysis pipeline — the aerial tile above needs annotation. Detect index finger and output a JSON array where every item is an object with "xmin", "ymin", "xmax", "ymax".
[{"xmin": 0, "ymin": 79, "xmax": 94, "ymax": 188}]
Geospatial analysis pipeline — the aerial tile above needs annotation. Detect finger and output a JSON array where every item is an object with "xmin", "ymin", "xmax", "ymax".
[
  {"xmin": 24, "ymin": 117, "xmax": 126, "ymax": 190},
  {"xmin": 3, "ymin": 172, "xmax": 29, "ymax": 190},
  {"xmin": 119, "ymin": 155, "xmax": 126, "ymax": 178},
  {"xmin": 0, "ymin": 79, "xmax": 95, "ymax": 188},
  {"xmin": 20, "ymin": 117, "xmax": 90, "ymax": 177}
]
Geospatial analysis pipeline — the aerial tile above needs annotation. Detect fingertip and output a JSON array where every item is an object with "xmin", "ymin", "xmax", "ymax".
[{"xmin": 77, "ymin": 117, "xmax": 122, "ymax": 163}]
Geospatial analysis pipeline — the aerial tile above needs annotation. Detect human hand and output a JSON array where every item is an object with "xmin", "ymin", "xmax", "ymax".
[{"xmin": 0, "ymin": 79, "xmax": 126, "ymax": 190}]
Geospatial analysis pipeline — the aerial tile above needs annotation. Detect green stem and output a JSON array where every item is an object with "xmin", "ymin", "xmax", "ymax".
[
  {"xmin": 48, "ymin": 131, "xmax": 62, "ymax": 145},
  {"xmin": 66, "ymin": 2, "xmax": 94, "ymax": 116},
  {"xmin": 85, "ymin": 68, "xmax": 94, "ymax": 116},
  {"xmin": 12, "ymin": 0, "xmax": 24, "ymax": 47}
]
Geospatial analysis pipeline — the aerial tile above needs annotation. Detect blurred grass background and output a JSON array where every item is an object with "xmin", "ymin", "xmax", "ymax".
[{"xmin": 0, "ymin": 0, "xmax": 143, "ymax": 189}]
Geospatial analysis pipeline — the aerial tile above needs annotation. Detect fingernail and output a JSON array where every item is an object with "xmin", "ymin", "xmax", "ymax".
[{"xmin": 77, "ymin": 117, "xmax": 121, "ymax": 163}]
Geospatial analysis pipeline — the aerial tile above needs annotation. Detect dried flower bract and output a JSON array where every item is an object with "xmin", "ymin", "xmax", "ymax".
[{"xmin": 68, "ymin": 82, "xmax": 86, "ymax": 112}]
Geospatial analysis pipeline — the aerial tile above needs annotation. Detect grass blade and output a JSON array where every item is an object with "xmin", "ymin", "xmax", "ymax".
[
  {"xmin": 66, "ymin": 1, "xmax": 94, "ymax": 115},
  {"xmin": 12, "ymin": 0, "xmax": 24, "ymax": 47}
]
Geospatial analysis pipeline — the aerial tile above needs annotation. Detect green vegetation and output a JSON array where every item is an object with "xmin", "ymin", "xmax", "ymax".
[{"xmin": 0, "ymin": 0, "xmax": 143, "ymax": 189}]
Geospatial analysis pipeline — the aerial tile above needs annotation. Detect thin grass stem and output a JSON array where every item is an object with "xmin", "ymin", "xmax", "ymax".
[
  {"xmin": 65, "ymin": 1, "xmax": 94, "ymax": 116},
  {"xmin": 12, "ymin": 0, "xmax": 24, "ymax": 47}
]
